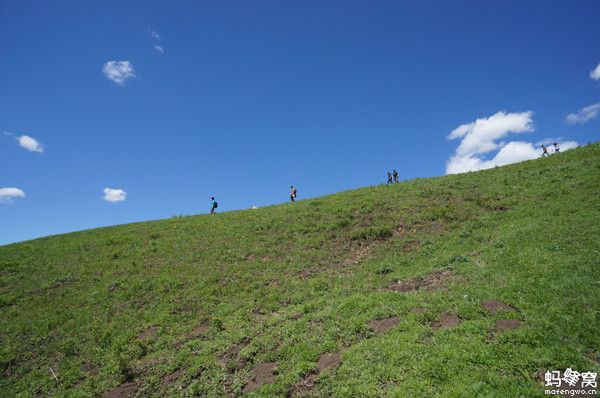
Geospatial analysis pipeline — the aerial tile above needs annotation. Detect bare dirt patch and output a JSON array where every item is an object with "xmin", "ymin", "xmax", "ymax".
[
  {"xmin": 161, "ymin": 369, "xmax": 182, "ymax": 389},
  {"xmin": 343, "ymin": 243, "xmax": 373, "ymax": 266},
  {"xmin": 133, "ymin": 357, "xmax": 165, "ymax": 373},
  {"xmin": 289, "ymin": 373, "xmax": 319, "ymax": 397},
  {"xmin": 388, "ymin": 269, "xmax": 455, "ymax": 293},
  {"xmin": 103, "ymin": 381, "xmax": 138, "ymax": 398},
  {"xmin": 432, "ymin": 313, "xmax": 462, "ymax": 329},
  {"xmin": 368, "ymin": 317, "xmax": 401, "ymax": 334},
  {"xmin": 411, "ymin": 307, "xmax": 426, "ymax": 314},
  {"xmin": 495, "ymin": 319, "xmax": 522, "ymax": 332},
  {"xmin": 402, "ymin": 240, "xmax": 421, "ymax": 253},
  {"xmin": 219, "ymin": 337, "xmax": 252, "ymax": 372},
  {"xmin": 138, "ymin": 326, "xmax": 158, "ymax": 340},
  {"xmin": 185, "ymin": 324, "xmax": 209, "ymax": 339},
  {"xmin": 242, "ymin": 362, "xmax": 277, "ymax": 393},
  {"xmin": 481, "ymin": 300, "xmax": 519, "ymax": 314},
  {"xmin": 173, "ymin": 324, "xmax": 210, "ymax": 348},
  {"xmin": 289, "ymin": 352, "xmax": 341, "ymax": 397},
  {"xmin": 316, "ymin": 352, "xmax": 340, "ymax": 372}
]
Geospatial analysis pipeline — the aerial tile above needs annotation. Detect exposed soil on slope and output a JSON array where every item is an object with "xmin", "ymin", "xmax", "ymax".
[
  {"xmin": 368, "ymin": 317, "xmax": 401, "ymax": 334},
  {"xmin": 495, "ymin": 319, "xmax": 522, "ymax": 332},
  {"xmin": 161, "ymin": 369, "xmax": 182, "ymax": 389},
  {"xmin": 242, "ymin": 362, "xmax": 277, "ymax": 393},
  {"xmin": 388, "ymin": 269, "xmax": 455, "ymax": 292},
  {"xmin": 289, "ymin": 352, "xmax": 341, "ymax": 397},
  {"xmin": 137, "ymin": 326, "xmax": 158, "ymax": 340},
  {"xmin": 103, "ymin": 381, "xmax": 138, "ymax": 398},
  {"xmin": 431, "ymin": 312, "xmax": 462, "ymax": 329},
  {"xmin": 481, "ymin": 300, "xmax": 519, "ymax": 314}
]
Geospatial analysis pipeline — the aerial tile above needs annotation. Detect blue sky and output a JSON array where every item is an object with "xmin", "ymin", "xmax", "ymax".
[{"xmin": 1, "ymin": 0, "xmax": 599, "ymax": 245}]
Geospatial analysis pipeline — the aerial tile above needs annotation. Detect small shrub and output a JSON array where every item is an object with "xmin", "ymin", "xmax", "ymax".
[
  {"xmin": 351, "ymin": 226, "xmax": 393, "ymax": 242},
  {"xmin": 376, "ymin": 264, "xmax": 395, "ymax": 274}
]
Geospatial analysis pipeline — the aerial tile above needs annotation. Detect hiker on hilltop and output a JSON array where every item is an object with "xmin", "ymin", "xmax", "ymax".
[
  {"xmin": 210, "ymin": 197, "xmax": 218, "ymax": 214},
  {"xmin": 554, "ymin": 143, "xmax": 560, "ymax": 154},
  {"xmin": 387, "ymin": 171, "xmax": 393, "ymax": 185},
  {"xmin": 541, "ymin": 144, "xmax": 549, "ymax": 157},
  {"xmin": 393, "ymin": 169, "xmax": 399, "ymax": 183},
  {"xmin": 290, "ymin": 185, "xmax": 297, "ymax": 202}
]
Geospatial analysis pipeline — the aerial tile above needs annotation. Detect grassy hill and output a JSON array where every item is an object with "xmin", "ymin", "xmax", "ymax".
[{"xmin": 1, "ymin": 143, "xmax": 599, "ymax": 397}]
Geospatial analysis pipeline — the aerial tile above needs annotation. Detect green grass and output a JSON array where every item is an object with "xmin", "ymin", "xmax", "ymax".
[{"xmin": 1, "ymin": 143, "xmax": 599, "ymax": 397}]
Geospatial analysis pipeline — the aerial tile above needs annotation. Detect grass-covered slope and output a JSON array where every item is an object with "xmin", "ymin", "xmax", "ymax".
[{"xmin": 1, "ymin": 144, "xmax": 599, "ymax": 397}]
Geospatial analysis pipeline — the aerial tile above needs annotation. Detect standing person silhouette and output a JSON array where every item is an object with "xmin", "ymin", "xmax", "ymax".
[
  {"xmin": 210, "ymin": 197, "xmax": 218, "ymax": 214},
  {"xmin": 554, "ymin": 143, "xmax": 560, "ymax": 154},
  {"xmin": 290, "ymin": 186, "xmax": 298, "ymax": 202},
  {"xmin": 387, "ymin": 172, "xmax": 393, "ymax": 185},
  {"xmin": 393, "ymin": 169, "xmax": 399, "ymax": 183},
  {"xmin": 541, "ymin": 145, "xmax": 549, "ymax": 157}
]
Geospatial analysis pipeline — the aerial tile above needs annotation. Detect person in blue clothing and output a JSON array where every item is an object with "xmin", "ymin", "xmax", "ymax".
[{"xmin": 210, "ymin": 197, "xmax": 218, "ymax": 214}]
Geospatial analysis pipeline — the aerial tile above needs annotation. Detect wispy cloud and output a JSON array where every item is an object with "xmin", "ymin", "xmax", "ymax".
[
  {"xmin": 17, "ymin": 135, "xmax": 44, "ymax": 152},
  {"xmin": 446, "ymin": 111, "xmax": 577, "ymax": 174},
  {"xmin": 590, "ymin": 63, "xmax": 600, "ymax": 81},
  {"xmin": 102, "ymin": 61, "xmax": 136, "ymax": 85},
  {"xmin": 0, "ymin": 187, "xmax": 26, "ymax": 204},
  {"xmin": 103, "ymin": 187, "xmax": 127, "ymax": 203},
  {"xmin": 149, "ymin": 28, "xmax": 165, "ymax": 54},
  {"xmin": 149, "ymin": 29, "xmax": 161, "ymax": 40},
  {"xmin": 565, "ymin": 102, "xmax": 600, "ymax": 125}
]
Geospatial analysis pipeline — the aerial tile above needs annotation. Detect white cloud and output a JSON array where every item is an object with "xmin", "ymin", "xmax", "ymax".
[
  {"xmin": 486, "ymin": 141, "xmax": 539, "ymax": 166},
  {"xmin": 448, "ymin": 111, "xmax": 534, "ymax": 158},
  {"xmin": 149, "ymin": 29, "xmax": 161, "ymax": 40},
  {"xmin": 0, "ymin": 187, "xmax": 26, "ymax": 204},
  {"xmin": 103, "ymin": 187, "xmax": 127, "ymax": 203},
  {"xmin": 17, "ymin": 135, "xmax": 44, "ymax": 152},
  {"xmin": 149, "ymin": 29, "xmax": 165, "ymax": 54},
  {"xmin": 102, "ymin": 61, "xmax": 136, "ymax": 85},
  {"xmin": 565, "ymin": 103, "xmax": 600, "ymax": 125},
  {"xmin": 555, "ymin": 140, "xmax": 578, "ymax": 151},
  {"xmin": 590, "ymin": 63, "xmax": 600, "ymax": 81},
  {"xmin": 447, "ymin": 139, "xmax": 578, "ymax": 174},
  {"xmin": 535, "ymin": 138, "xmax": 579, "ymax": 152},
  {"xmin": 446, "ymin": 111, "xmax": 577, "ymax": 174}
]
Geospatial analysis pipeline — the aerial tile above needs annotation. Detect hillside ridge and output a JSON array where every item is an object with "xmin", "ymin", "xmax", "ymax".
[{"xmin": 1, "ymin": 143, "xmax": 599, "ymax": 397}]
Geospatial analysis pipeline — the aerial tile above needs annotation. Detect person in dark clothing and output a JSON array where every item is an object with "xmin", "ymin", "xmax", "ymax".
[
  {"xmin": 541, "ymin": 144, "xmax": 549, "ymax": 157},
  {"xmin": 387, "ymin": 171, "xmax": 393, "ymax": 185},
  {"xmin": 210, "ymin": 197, "xmax": 218, "ymax": 214},
  {"xmin": 553, "ymin": 143, "xmax": 560, "ymax": 154},
  {"xmin": 393, "ymin": 169, "xmax": 399, "ymax": 183},
  {"xmin": 290, "ymin": 185, "xmax": 297, "ymax": 202}
]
